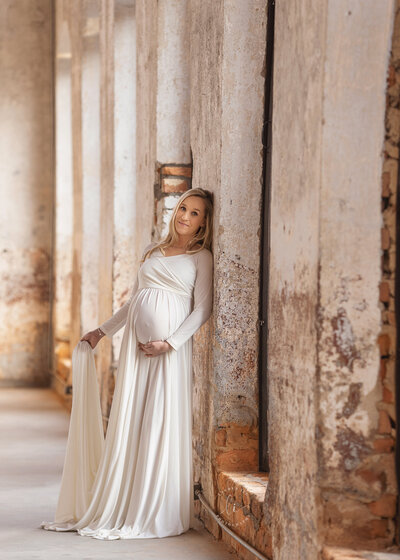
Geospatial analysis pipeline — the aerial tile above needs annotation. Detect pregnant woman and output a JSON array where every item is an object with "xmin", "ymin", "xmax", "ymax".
[{"xmin": 42, "ymin": 187, "xmax": 214, "ymax": 540}]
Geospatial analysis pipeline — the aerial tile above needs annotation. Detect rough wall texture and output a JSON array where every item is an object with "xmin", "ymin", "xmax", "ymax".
[
  {"xmin": 318, "ymin": 1, "xmax": 396, "ymax": 550},
  {"xmin": 190, "ymin": 0, "xmax": 223, "ymax": 536},
  {"xmin": 0, "ymin": 0, "xmax": 54, "ymax": 386},
  {"xmin": 264, "ymin": 1, "xmax": 326, "ymax": 558},
  {"xmin": 190, "ymin": 0, "xmax": 266, "ymax": 543}
]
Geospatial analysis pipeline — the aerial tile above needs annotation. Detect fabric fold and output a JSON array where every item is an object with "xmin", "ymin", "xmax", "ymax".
[{"xmin": 41, "ymin": 341, "xmax": 104, "ymax": 529}]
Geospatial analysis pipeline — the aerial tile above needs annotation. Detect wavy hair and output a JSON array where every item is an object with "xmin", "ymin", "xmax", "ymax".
[{"xmin": 141, "ymin": 188, "xmax": 214, "ymax": 263}]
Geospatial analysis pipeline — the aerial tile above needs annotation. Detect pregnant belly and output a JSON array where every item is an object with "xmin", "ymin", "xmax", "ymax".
[{"xmin": 132, "ymin": 287, "xmax": 189, "ymax": 344}]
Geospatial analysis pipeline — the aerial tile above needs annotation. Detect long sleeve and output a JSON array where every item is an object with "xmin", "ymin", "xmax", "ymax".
[
  {"xmin": 99, "ymin": 242, "xmax": 156, "ymax": 338},
  {"xmin": 165, "ymin": 249, "xmax": 213, "ymax": 352}
]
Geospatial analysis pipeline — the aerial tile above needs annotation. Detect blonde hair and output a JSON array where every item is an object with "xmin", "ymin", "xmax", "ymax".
[{"xmin": 142, "ymin": 188, "xmax": 214, "ymax": 263}]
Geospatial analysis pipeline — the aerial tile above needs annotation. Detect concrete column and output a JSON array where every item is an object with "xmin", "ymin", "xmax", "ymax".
[
  {"xmin": 0, "ymin": 0, "xmax": 54, "ymax": 386},
  {"xmin": 97, "ymin": 0, "xmax": 115, "ymax": 420},
  {"xmin": 53, "ymin": 0, "xmax": 74, "ymax": 395},
  {"xmin": 112, "ymin": 0, "xmax": 136, "ymax": 357},
  {"xmin": 81, "ymin": 1, "xmax": 101, "ymax": 336},
  {"xmin": 136, "ymin": 0, "xmax": 157, "ymax": 246},
  {"xmin": 155, "ymin": 0, "xmax": 191, "ymax": 240},
  {"xmin": 69, "ymin": 2, "xmax": 84, "ymax": 355}
]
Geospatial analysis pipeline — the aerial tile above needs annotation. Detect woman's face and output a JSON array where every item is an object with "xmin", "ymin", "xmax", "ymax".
[{"xmin": 174, "ymin": 196, "xmax": 206, "ymax": 239}]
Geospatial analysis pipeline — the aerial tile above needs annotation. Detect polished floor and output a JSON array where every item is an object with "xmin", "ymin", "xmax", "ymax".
[{"xmin": 0, "ymin": 388, "xmax": 236, "ymax": 560}]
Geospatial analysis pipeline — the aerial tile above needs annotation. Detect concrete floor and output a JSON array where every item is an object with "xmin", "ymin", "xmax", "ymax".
[{"xmin": 0, "ymin": 388, "xmax": 237, "ymax": 560}]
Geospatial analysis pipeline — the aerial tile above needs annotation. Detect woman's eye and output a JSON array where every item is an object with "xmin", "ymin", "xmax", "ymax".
[{"xmin": 192, "ymin": 212, "xmax": 198, "ymax": 216}]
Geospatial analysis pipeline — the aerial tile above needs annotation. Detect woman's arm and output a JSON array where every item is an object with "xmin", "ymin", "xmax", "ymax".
[
  {"xmin": 98, "ymin": 241, "xmax": 156, "ymax": 338},
  {"xmin": 164, "ymin": 249, "xmax": 213, "ymax": 351}
]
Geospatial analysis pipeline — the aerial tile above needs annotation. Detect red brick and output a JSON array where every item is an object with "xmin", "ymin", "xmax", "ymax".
[
  {"xmin": 381, "ymin": 228, "xmax": 390, "ymax": 250},
  {"xmin": 161, "ymin": 177, "xmax": 190, "ymax": 193},
  {"xmin": 368, "ymin": 494, "xmax": 396, "ymax": 518},
  {"xmin": 356, "ymin": 468, "xmax": 382, "ymax": 485},
  {"xmin": 388, "ymin": 64, "xmax": 396, "ymax": 88},
  {"xmin": 215, "ymin": 429, "xmax": 227, "ymax": 447},
  {"xmin": 162, "ymin": 165, "xmax": 192, "ymax": 178},
  {"xmin": 378, "ymin": 410, "xmax": 392, "ymax": 434},
  {"xmin": 250, "ymin": 495, "xmax": 263, "ymax": 519},
  {"xmin": 378, "ymin": 334, "xmax": 390, "ymax": 356},
  {"xmin": 379, "ymin": 359, "xmax": 387, "ymax": 380},
  {"xmin": 367, "ymin": 518, "xmax": 389, "ymax": 537},
  {"xmin": 373, "ymin": 437, "xmax": 394, "ymax": 453},
  {"xmin": 382, "ymin": 171, "xmax": 390, "ymax": 197},
  {"xmin": 388, "ymin": 311, "xmax": 396, "ymax": 326},
  {"xmin": 383, "ymin": 386, "xmax": 394, "ymax": 403},
  {"xmin": 379, "ymin": 282, "xmax": 390, "ymax": 303},
  {"xmin": 216, "ymin": 449, "xmax": 258, "ymax": 471}
]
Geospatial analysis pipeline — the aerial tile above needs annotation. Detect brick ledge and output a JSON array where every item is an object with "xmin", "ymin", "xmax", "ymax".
[{"xmin": 323, "ymin": 546, "xmax": 400, "ymax": 560}]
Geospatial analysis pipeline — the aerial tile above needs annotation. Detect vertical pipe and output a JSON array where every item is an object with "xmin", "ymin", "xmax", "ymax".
[{"xmin": 259, "ymin": 0, "xmax": 275, "ymax": 473}]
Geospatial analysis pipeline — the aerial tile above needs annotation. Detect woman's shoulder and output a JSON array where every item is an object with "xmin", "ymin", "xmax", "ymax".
[{"xmin": 194, "ymin": 245, "xmax": 213, "ymax": 266}]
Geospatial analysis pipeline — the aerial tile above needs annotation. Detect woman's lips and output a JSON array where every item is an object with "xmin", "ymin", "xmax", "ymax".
[{"xmin": 178, "ymin": 221, "xmax": 189, "ymax": 227}]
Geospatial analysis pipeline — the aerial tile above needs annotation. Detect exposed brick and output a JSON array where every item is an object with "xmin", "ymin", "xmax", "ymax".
[
  {"xmin": 388, "ymin": 64, "xmax": 396, "ymax": 88},
  {"xmin": 250, "ymin": 495, "xmax": 263, "ymax": 519},
  {"xmin": 373, "ymin": 437, "xmax": 394, "ymax": 453},
  {"xmin": 379, "ymin": 281, "xmax": 390, "ymax": 303},
  {"xmin": 379, "ymin": 359, "xmax": 387, "ymax": 380},
  {"xmin": 356, "ymin": 468, "xmax": 382, "ymax": 486},
  {"xmin": 383, "ymin": 386, "xmax": 394, "ymax": 404},
  {"xmin": 162, "ymin": 165, "xmax": 192, "ymax": 178},
  {"xmin": 378, "ymin": 410, "xmax": 392, "ymax": 434},
  {"xmin": 215, "ymin": 428, "xmax": 227, "ymax": 447},
  {"xmin": 381, "ymin": 227, "xmax": 390, "ymax": 250},
  {"xmin": 382, "ymin": 171, "xmax": 390, "ymax": 197},
  {"xmin": 161, "ymin": 177, "xmax": 190, "ymax": 193},
  {"xmin": 378, "ymin": 334, "xmax": 390, "ymax": 356},
  {"xmin": 366, "ymin": 518, "xmax": 389, "ymax": 538},
  {"xmin": 216, "ymin": 449, "xmax": 258, "ymax": 471},
  {"xmin": 367, "ymin": 494, "xmax": 396, "ymax": 518}
]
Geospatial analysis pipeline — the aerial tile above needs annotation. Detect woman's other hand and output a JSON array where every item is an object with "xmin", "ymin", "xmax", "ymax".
[
  {"xmin": 138, "ymin": 340, "xmax": 172, "ymax": 357},
  {"xmin": 80, "ymin": 328, "xmax": 105, "ymax": 349}
]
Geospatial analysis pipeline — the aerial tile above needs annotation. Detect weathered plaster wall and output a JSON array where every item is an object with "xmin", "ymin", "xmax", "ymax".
[
  {"xmin": 264, "ymin": 1, "xmax": 326, "ymax": 558},
  {"xmin": 112, "ymin": 0, "xmax": 136, "ymax": 358},
  {"xmin": 189, "ymin": 0, "xmax": 223, "ymax": 535},
  {"xmin": 53, "ymin": 0, "xmax": 73, "ymax": 397},
  {"xmin": 0, "ymin": 0, "xmax": 54, "ymax": 386},
  {"xmin": 318, "ymin": 1, "xmax": 395, "ymax": 549},
  {"xmin": 265, "ymin": 0, "xmax": 395, "ymax": 557},
  {"xmin": 154, "ymin": 0, "xmax": 191, "ymax": 241},
  {"xmin": 190, "ymin": 0, "xmax": 266, "ymax": 544}
]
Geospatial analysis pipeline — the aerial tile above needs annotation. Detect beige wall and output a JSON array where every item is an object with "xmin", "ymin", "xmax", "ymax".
[{"xmin": 0, "ymin": 0, "xmax": 54, "ymax": 386}]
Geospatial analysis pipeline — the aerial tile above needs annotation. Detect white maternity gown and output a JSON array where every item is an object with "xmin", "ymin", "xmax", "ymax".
[{"xmin": 42, "ymin": 241, "xmax": 213, "ymax": 540}]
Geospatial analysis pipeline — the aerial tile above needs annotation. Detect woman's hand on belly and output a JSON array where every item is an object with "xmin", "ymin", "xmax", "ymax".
[{"xmin": 138, "ymin": 340, "xmax": 173, "ymax": 357}]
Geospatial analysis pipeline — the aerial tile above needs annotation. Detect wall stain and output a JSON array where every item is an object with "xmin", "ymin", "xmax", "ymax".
[
  {"xmin": 334, "ymin": 427, "xmax": 371, "ymax": 471},
  {"xmin": 336, "ymin": 382, "xmax": 362, "ymax": 419},
  {"xmin": 331, "ymin": 307, "xmax": 360, "ymax": 372}
]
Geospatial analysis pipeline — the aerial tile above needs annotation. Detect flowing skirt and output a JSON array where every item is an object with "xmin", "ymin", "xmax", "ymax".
[{"xmin": 42, "ymin": 287, "xmax": 194, "ymax": 540}]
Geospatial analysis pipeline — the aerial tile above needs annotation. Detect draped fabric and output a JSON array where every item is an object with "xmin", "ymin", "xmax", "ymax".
[{"xmin": 41, "ymin": 243, "xmax": 213, "ymax": 540}]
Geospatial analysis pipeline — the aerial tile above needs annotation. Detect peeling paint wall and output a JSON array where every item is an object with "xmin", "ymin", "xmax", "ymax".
[
  {"xmin": 0, "ymin": 1, "xmax": 54, "ymax": 386},
  {"xmin": 317, "ymin": 1, "xmax": 396, "ymax": 549},
  {"xmin": 265, "ymin": 0, "xmax": 396, "ymax": 557},
  {"xmin": 264, "ymin": 2, "xmax": 325, "ymax": 558}
]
